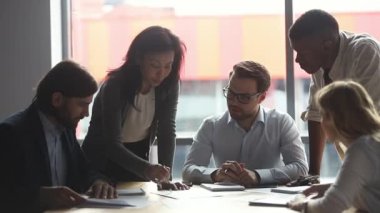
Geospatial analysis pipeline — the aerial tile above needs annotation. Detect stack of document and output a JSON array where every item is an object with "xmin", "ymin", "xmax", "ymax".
[
  {"xmin": 200, "ymin": 183, "xmax": 245, "ymax": 192},
  {"xmin": 81, "ymin": 198, "xmax": 133, "ymax": 207},
  {"xmin": 80, "ymin": 188, "xmax": 146, "ymax": 208}
]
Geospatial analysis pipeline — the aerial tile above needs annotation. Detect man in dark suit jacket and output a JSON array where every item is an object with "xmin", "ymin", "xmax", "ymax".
[{"xmin": 0, "ymin": 61, "xmax": 116, "ymax": 212}]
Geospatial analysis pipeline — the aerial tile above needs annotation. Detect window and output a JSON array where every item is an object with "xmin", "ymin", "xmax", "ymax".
[{"xmin": 69, "ymin": 0, "xmax": 380, "ymax": 179}]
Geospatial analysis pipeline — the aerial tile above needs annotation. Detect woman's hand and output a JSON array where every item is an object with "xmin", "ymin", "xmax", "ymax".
[
  {"xmin": 145, "ymin": 164, "xmax": 171, "ymax": 182},
  {"xmin": 287, "ymin": 194, "xmax": 308, "ymax": 212},
  {"xmin": 157, "ymin": 182, "xmax": 190, "ymax": 191},
  {"xmin": 302, "ymin": 183, "xmax": 331, "ymax": 198}
]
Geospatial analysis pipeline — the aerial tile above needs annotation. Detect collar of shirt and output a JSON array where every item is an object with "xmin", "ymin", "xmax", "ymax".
[
  {"xmin": 325, "ymin": 31, "xmax": 347, "ymax": 80},
  {"xmin": 38, "ymin": 111, "xmax": 65, "ymax": 137},
  {"xmin": 226, "ymin": 105, "xmax": 265, "ymax": 132}
]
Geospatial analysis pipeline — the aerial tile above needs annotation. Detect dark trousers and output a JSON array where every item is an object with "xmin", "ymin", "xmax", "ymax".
[{"xmin": 104, "ymin": 138, "xmax": 150, "ymax": 182}]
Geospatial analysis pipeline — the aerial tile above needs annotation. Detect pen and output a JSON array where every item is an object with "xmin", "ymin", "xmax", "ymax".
[{"xmin": 151, "ymin": 192, "xmax": 178, "ymax": 200}]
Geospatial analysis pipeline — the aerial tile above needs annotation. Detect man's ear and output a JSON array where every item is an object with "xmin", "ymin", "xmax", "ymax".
[
  {"xmin": 257, "ymin": 92, "xmax": 267, "ymax": 104},
  {"xmin": 51, "ymin": 92, "xmax": 64, "ymax": 108},
  {"xmin": 323, "ymin": 40, "xmax": 334, "ymax": 51}
]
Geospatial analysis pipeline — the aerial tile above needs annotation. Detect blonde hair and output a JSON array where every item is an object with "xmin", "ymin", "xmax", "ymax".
[{"xmin": 316, "ymin": 80, "xmax": 380, "ymax": 143}]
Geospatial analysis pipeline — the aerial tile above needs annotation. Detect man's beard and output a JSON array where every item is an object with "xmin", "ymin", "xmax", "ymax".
[
  {"xmin": 53, "ymin": 106, "xmax": 80, "ymax": 129},
  {"xmin": 228, "ymin": 105, "xmax": 246, "ymax": 121},
  {"xmin": 228, "ymin": 105, "xmax": 257, "ymax": 123}
]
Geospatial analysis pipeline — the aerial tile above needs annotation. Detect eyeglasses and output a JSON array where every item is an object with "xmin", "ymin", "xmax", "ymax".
[{"xmin": 223, "ymin": 87, "xmax": 261, "ymax": 104}]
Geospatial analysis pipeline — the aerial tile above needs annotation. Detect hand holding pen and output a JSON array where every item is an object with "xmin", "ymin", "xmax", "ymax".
[
  {"xmin": 145, "ymin": 163, "xmax": 171, "ymax": 183},
  {"xmin": 145, "ymin": 164, "xmax": 190, "ymax": 191}
]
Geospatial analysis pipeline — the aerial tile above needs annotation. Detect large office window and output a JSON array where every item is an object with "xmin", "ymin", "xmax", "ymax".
[
  {"xmin": 71, "ymin": 0, "xmax": 288, "ymax": 138},
  {"xmin": 69, "ymin": 0, "xmax": 380, "ymax": 178},
  {"xmin": 71, "ymin": 0, "xmax": 288, "ymax": 179}
]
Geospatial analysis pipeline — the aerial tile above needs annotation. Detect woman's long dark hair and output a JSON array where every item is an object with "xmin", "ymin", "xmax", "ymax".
[{"xmin": 109, "ymin": 26, "xmax": 186, "ymax": 106}]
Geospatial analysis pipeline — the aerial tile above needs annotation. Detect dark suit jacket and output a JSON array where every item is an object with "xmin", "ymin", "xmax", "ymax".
[{"xmin": 0, "ymin": 103, "xmax": 99, "ymax": 212}]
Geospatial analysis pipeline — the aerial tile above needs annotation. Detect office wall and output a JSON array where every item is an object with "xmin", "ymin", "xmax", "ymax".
[{"xmin": 0, "ymin": 0, "xmax": 51, "ymax": 120}]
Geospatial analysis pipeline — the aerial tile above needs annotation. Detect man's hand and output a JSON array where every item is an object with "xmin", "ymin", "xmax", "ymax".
[
  {"xmin": 211, "ymin": 161, "xmax": 259, "ymax": 187},
  {"xmin": 87, "ymin": 180, "xmax": 117, "ymax": 199},
  {"xmin": 238, "ymin": 169, "xmax": 259, "ymax": 188},
  {"xmin": 145, "ymin": 164, "xmax": 170, "ymax": 183},
  {"xmin": 39, "ymin": 186, "xmax": 86, "ymax": 210},
  {"xmin": 211, "ymin": 161, "xmax": 244, "ymax": 183}
]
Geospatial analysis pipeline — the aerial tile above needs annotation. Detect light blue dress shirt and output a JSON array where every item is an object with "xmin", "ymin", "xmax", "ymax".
[
  {"xmin": 182, "ymin": 106, "xmax": 308, "ymax": 185},
  {"xmin": 39, "ymin": 111, "xmax": 67, "ymax": 186}
]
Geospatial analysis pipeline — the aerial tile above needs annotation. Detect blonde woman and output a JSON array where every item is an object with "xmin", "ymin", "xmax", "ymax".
[{"xmin": 288, "ymin": 80, "xmax": 380, "ymax": 212}]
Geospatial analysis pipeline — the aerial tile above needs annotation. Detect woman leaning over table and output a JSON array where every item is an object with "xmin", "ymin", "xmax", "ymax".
[
  {"xmin": 82, "ymin": 26, "xmax": 188, "ymax": 190},
  {"xmin": 288, "ymin": 80, "xmax": 380, "ymax": 212}
]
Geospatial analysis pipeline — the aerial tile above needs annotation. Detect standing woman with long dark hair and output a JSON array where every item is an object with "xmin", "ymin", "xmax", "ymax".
[{"xmin": 82, "ymin": 26, "xmax": 188, "ymax": 189}]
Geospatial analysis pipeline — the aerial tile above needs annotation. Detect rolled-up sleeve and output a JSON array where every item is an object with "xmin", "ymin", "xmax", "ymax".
[{"xmin": 301, "ymin": 75, "xmax": 322, "ymax": 122}]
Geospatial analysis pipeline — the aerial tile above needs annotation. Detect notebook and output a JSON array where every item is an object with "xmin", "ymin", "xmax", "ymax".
[
  {"xmin": 249, "ymin": 196, "xmax": 293, "ymax": 207},
  {"xmin": 200, "ymin": 183, "xmax": 245, "ymax": 191},
  {"xmin": 117, "ymin": 188, "xmax": 146, "ymax": 196},
  {"xmin": 81, "ymin": 198, "xmax": 133, "ymax": 207}
]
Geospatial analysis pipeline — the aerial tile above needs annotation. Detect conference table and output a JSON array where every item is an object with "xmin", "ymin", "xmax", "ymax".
[{"xmin": 46, "ymin": 181, "xmax": 299, "ymax": 213}]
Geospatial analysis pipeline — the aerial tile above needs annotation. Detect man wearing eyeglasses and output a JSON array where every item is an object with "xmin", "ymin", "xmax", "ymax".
[{"xmin": 182, "ymin": 61, "xmax": 308, "ymax": 187}]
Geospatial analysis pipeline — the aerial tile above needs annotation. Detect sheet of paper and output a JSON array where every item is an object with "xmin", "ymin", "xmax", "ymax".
[
  {"xmin": 271, "ymin": 185, "xmax": 310, "ymax": 194},
  {"xmin": 249, "ymin": 194, "xmax": 297, "ymax": 207},
  {"xmin": 152, "ymin": 186, "xmax": 248, "ymax": 199},
  {"xmin": 80, "ymin": 198, "xmax": 133, "ymax": 207}
]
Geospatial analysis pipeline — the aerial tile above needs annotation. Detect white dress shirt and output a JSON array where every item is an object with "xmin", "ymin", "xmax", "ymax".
[
  {"xmin": 39, "ymin": 111, "xmax": 67, "ymax": 186},
  {"xmin": 182, "ymin": 106, "xmax": 308, "ymax": 184}
]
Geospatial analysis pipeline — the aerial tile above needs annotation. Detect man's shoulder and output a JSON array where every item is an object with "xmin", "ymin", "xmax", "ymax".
[
  {"xmin": 342, "ymin": 31, "xmax": 380, "ymax": 50},
  {"xmin": 1, "ymin": 110, "xmax": 27, "ymax": 128},
  {"xmin": 198, "ymin": 112, "xmax": 229, "ymax": 131},
  {"xmin": 0, "ymin": 106, "xmax": 38, "ymax": 132},
  {"xmin": 263, "ymin": 107, "xmax": 288, "ymax": 117},
  {"xmin": 263, "ymin": 107, "xmax": 293, "ymax": 122},
  {"xmin": 202, "ymin": 111, "xmax": 228, "ymax": 123}
]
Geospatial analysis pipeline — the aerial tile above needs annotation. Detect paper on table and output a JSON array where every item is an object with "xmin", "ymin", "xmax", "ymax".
[
  {"xmin": 271, "ymin": 185, "xmax": 310, "ymax": 194},
  {"xmin": 249, "ymin": 194, "xmax": 296, "ymax": 207},
  {"xmin": 80, "ymin": 198, "xmax": 133, "ymax": 207},
  {"xmin": 152, "ymin": 185, "xmax": 246, "ymax": 199}
]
